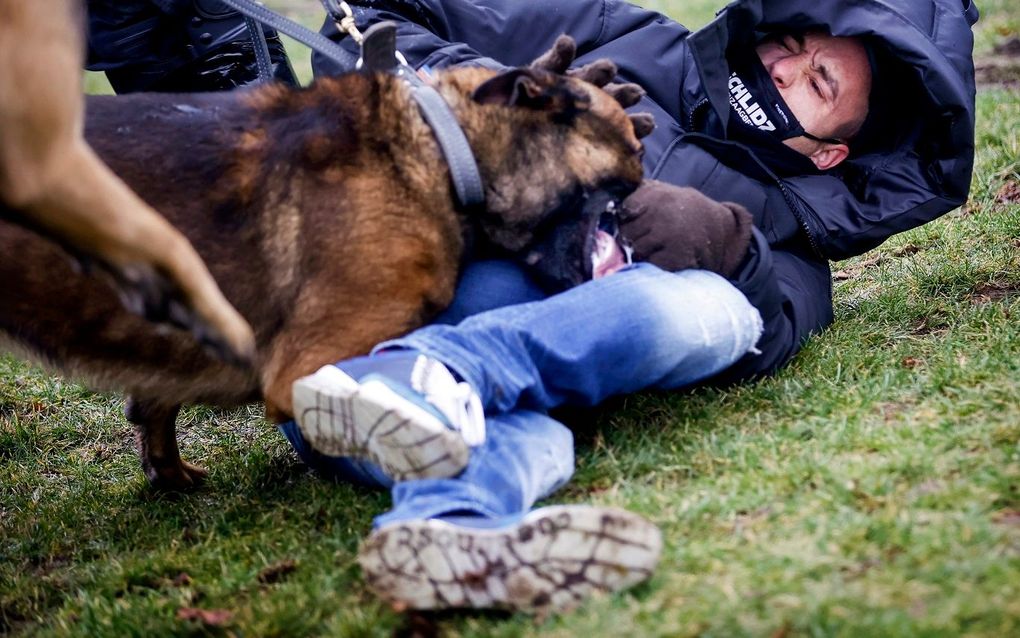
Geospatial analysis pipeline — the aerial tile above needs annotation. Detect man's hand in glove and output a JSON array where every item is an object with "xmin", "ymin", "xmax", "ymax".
[{"xmin": 619, "ymin": 180, "xmax": 753, "ymax": 277}]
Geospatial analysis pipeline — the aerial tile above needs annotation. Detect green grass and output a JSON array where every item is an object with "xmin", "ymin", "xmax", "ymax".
[{"xmin": 12, "ymin": 0, "xmax": 1020, "ymax": 635}]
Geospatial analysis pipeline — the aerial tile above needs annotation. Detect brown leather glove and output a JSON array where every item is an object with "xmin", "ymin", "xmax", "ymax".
[{"xmin": 619, "ymin": 180, "xmax": 753, "ymax": 277}]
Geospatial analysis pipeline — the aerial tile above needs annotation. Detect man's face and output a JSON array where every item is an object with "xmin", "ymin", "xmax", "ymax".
[{"xmin": 755, "ymin": 31, "xmax": 872, "ymax": 169}]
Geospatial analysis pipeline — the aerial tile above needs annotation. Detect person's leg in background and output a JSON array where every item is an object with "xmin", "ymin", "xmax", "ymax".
[{"xmin": 85, "ymin": 0, "xmax": 297, "ymax": 93}]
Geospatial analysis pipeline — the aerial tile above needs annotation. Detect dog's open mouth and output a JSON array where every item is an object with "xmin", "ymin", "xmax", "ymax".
[
  {"xmin": 591, "ymin": 203, "xmax": 631, "ymax": 279},
  {"xmin": 523, "ymin": 189, "xmax": 632, "ymax": 292}
]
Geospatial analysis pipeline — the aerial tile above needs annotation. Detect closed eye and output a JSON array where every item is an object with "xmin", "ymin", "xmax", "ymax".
[
  {"xmin": 810, "ymin": 78, "xmax": 824, "ymax": 99},
  {"xmin": 812, "ymin": 60, "xmax": 838, "ymax": 101}
]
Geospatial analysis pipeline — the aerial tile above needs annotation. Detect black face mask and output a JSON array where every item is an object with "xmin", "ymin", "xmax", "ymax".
[{"xmin": 727, "ymin": 51, "xmax": 843, "ymax": 146}]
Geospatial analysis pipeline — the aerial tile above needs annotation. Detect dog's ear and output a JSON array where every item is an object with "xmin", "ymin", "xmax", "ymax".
[
  {"xmin": 473, "ymin": 69, "xmax": 591, "ymax": 119},
  {"xmin": 472, "ymin": 69, "xmax": 545, "ymax": 107}
]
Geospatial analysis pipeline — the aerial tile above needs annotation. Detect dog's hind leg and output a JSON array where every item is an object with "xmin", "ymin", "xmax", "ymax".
[{"xmin": 125, "ymin": 397, "xmax": 207, "ymax": 491}]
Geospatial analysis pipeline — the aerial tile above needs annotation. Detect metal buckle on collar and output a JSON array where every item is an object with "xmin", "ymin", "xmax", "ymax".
[{"xmin": 334, "ymin": 11, "xmax": 484, "ymax": 209}]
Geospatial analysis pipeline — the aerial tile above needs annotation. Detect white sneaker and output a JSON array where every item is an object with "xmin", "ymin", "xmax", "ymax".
[
  {"xmin": 291, "ymin": 352, "xmax": 484, "ymax": 481},
  {"xmin": 358, "ymin": 504, "xmax": 662, "ymax": 613}
]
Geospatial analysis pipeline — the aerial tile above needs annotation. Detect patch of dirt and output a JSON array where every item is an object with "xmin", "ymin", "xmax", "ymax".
[
  {"xmin": 995, "ymin": 179, "xmax": 1020, "ymax": 204},
  {"xmin": 976, "ymin": 37, "xmax": 1020, "ymax": 88},
  {"xmin": 970, "ymin": 280, "xmax": 1020, "ymax": 304},
  {"xmin": 993, "ymin": 37, "xmax": 1020, "ymax": 56},
  {"xmin": 976, "ymin": 60, "xmax": 1020, "ymax": 86}
]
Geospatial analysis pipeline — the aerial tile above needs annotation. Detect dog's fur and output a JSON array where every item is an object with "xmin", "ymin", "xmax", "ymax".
[
  {"xmin": 0, "ymin": 32, "xmax": 647, "ymax": 490},
  {"xmin": 0, "ymin": 0, "xmax": 255, "ymax": 364}
]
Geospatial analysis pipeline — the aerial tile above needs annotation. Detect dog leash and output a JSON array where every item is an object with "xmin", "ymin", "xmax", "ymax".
[
  {"xmin": 215, "ymin": 0, "xmax": 485, "ymax": 210},
  {"xmin": 243, "ymin": 16, "xmax": 275, "ymax": 82},
  {"xmin": 217, "ymin": 0, "xmax": 360, "ymax": 69}
]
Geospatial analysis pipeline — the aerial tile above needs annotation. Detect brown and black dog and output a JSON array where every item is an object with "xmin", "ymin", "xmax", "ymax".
[
  {"xmin": 0, "ymin": 36, "xmax": 651, "ymax": 490},
  {"xmin": 0, "ymin": 0, "xmax": 255, "ymax": 364}
]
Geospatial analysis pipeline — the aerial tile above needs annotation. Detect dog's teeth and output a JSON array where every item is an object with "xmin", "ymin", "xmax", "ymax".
[{"xmin": 591, "ymin": 231, "xmax": 626, "ymax": 280}]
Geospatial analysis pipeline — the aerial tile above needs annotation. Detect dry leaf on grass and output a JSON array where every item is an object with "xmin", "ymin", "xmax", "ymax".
[{"xmin": 901, "ymin": 356, "xmax": 923, "ymax": 369}]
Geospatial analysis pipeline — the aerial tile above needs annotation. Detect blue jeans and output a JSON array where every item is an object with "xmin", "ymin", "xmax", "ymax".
[{"xmin": 279, "ymin": 261, "xmax": 763, "ymax": 527}]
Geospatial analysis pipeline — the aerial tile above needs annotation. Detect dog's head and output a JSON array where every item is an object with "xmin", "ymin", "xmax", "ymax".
[{"xmin": 437, "ymin": 36, "xmax": 653, "ymax": 290}]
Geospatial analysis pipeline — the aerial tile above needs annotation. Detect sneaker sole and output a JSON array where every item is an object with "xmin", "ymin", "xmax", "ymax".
[
  {"xmin": 358, "ymin": 504, "xmax": 662, "ymax": 613},
  {"xmin": 292, "ymin": 365, "xmax": 469, "ymax": 481}
]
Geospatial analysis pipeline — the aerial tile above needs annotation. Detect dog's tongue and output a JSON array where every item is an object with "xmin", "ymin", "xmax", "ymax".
[{"xmin": 592, "ymin": 230, "xmax": 628, "ymax": 279}]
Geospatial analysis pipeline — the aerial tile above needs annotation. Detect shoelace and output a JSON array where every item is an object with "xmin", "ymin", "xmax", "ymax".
[
  {"xmin": 413, "ymin": 355, "xmax": 486, "ymax": 446},
  {"xmin": 449, "ymin": 381, "xmax": 485, "ymax": 447}
]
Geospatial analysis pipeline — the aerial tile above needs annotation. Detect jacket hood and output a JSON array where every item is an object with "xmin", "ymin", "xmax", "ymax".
[{"xmin": 688, "ymin": 0, "xmax": 980, "ymax": 259}]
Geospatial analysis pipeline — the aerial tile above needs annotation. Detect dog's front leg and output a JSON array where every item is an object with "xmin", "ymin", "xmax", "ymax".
[{"xmin": 125, "ymin": 397, "xmax": 207, "ymax": 491}]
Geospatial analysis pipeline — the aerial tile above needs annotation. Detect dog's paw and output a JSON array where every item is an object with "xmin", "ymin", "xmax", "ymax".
[
  {"xmin": 106, "ymin": 263, "xmax": 255, "ymax": 368},
  {"xmin": 145, "ymin": 459, "xmax": 209, "ymax": 492}
]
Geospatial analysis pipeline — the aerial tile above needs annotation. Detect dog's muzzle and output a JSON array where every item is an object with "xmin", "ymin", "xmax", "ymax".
[{"xmin": 522, "ymin": 188, "xmax": 632, "ymax": 292}]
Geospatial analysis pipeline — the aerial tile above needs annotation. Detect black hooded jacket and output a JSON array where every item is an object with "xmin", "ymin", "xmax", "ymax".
[{"xmin": 313, "ymin": 0, "xmax": 979, "ymax": 382}]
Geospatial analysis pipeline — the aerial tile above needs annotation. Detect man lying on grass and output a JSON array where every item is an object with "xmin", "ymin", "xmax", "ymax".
[{"xmin": 280, "ymin": 0, "xmax": 980, "ymax": 614}]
